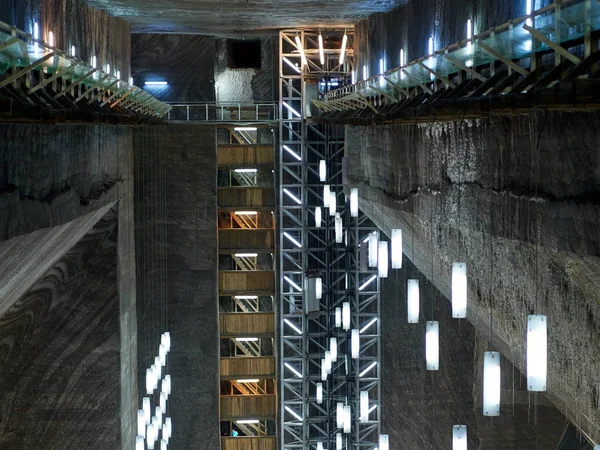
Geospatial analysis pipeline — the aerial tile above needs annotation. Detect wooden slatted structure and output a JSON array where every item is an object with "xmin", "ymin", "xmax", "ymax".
[
  {"xmin": 218, "ymin": 187, "xmax": 275, "ymax": 209},
  {"xmin": 218, "ymin": 145, "xmax": 274, "ymax": 168},
  {"xmin": 219, "ymin": 313, "xmax": 275, "ymax": 337},
  {"xmin": 220, "ymin": 395, "xmax": 277, "ymax": 419},
  {"xmin": 218, "ymin": 230, "xmax": 275, "ymax": 253},
  {"xmin": 220, "ymin": 357, "xmax": 276, "ymax": 379},
  {"xmin": 219, "ymin": 271, "xmax": 275, "ymax": 295},
  {"xmin": 221, "ymin": 437, "xmax": 277, "ymax": 450}
]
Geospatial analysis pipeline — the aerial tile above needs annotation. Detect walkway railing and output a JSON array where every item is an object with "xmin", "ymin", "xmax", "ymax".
[
  {"xmin": 318, "ymin": 0, "xmax": 600, "ymax": 113},
  {"xmin": 0, "ymin": 20, "xmax": 169, "ymax": 118},
  {"xmin": 167, "ymin": 102, "xmax": 278, "ymax": 122}
]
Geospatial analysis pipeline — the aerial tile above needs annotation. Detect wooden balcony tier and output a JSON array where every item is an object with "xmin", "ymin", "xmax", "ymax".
[
  {"xmin": 218, "ymin": 144, "xmax": 274, "ymax": 168},
  {"xmin": 219, "ymin": 271, "xmax": 275, "ymax": 296},
  {"xmin": 220, "ymin": 357, "xmax": 276, "ymax": 379},
  {"xmin": 218, "ymin": 187, "xmax": 275, "ymax": 209},
  {"xmin": 220, "ymin": 394, "xmax": 276, "ymax": 420},
  {"xmin": 220, "ymin": 313, "xmax": 275, "ymax": 337},
  {"xmin": 219, "ymin": 229, "xmax": 274, "ymax": 253},
  {"xmin": 221, "ymin": 436, "xmax": 276, "ymax": 450}
]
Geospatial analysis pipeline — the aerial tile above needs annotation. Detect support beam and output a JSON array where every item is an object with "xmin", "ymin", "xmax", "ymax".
[
  {"xmin": 401, "ymin": 69, "xmax": 433, "ymax": 94},
  {"xmin": 0, "ymin": 52, "xmax": 56, "ymax": 89},
  {"xmin": 418, "ymin": 62, "xmax": 457, "ymax": 88},
  {"xmin": 0, "ymin": 36, "xmax": 18, "ymax": 52},
  {"xmin": 53, "ymin": 69, "xmax": 96, "ymax": 98},
  {"xmin": 444, "ymin": 55, "xmax": 488, "ymax": 82},
  {"xmin": 384, "ymin": 77, "xmax": 409, "ymax": 97},
  {"xmin": 109, "ymin": 87, "xmax": 138, "ymax": 108},
  {"xmin": 28, "ymin": 65, "xmax": 77, "ymax": 94},
  {"xmin": 479, "ymin": 42, "xmax": 529, "ymax": 76},
  {"xmin": 74, "ymin": 74, "xmax": 110, "ymax": 102},
  {"xmin": 523, "ymin": 24, "xmax": 582, "ymax": 65}
]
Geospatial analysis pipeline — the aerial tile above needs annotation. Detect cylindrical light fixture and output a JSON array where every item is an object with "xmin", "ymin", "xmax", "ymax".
[
  {"xmin": 143, "ymin": 397, "xmax": 151, "ymax": 424},
  {"xmin": 315, "ymin": 277, "xmax": 323, "ymax": 300},
  {"xmin": 329, "ymin": 191, "xmax": 337, "ymax": 215},
  {"xmin": 453, "ymin": 425, "xmax": 467, "ymax": 450},
  {"xmin": 321, "ymin": 359, "xmax": 328, "ymax": 381},
  {"xmin": 407, "ymin": 279, "xmax": 420, "ymax": 323},
  {"xmin": 360, "ymin": 391, "xmax": 369, "ymax": 422},
  {"xmin": 451, "ymin": 262, "xmax": 467, "ymax": 318},
  {"xmin": 146, "ymin": 368, "xmax": 154, "ymax": 394},
  {"xmin": 324, "ymin": 350, "xmax": 332, "ymax": 374},
  {"xmin": 319, "ymin": 160, "xmax": 326, "ymax": 181},
  {"xmin": 336, "ymin": 403, "xmax": 344, "ymax": 428},
  {"xmin": 323, "ymin": 185, "xmax": 330, "ymax": 208},
  {"xmin": 379, "ymin": 434, "xmax": 389, "ymax": 450},
  {"xmin": 316, "ymin": 382, "xmax": 323, "ymax": 404},
  {"xmin": 137, "ymin": 409, "xmax": 146, "ymax": 438},
  {"xmin": 330, "ymin": 337, "xmax": 338, "ymax": 361},
  {"xmin": 342, "ymin": 302, "xmax": 351, "ymax": 330},
  {"xmin": 336, "ymin": 433, "xmax": 343, "ymax": 450},
  {"xmin": 343, "ymin": 405, "xmax": 351, "ymax": 433},
  {"xmin": 317, "ymin": 442, "xmax": 324, "ymax": 450},
  {"xmin": 368, "ymin": 233, "xmax": 378, "ymax": 267},
  {"xmin": 483, "ymin": 351, "xmax": 501, "ymax": 416},
  {"xmin": 136, "ymin": 436, "xmax": 144, "ymax": 450},
  {"xmin": 425, "ymin": 321, "xmax": 439, "ymax": 370},
  {"xmin": 350, "ymin": 188, "xmax": 359, "ymax": 217},
  {"xmin": 315, "ymin": 207, "xmax": 322, "ymax": 228},
  {"xmin": 391, "ymin": 229, "xmax": 402, "ymax": 268},
  {"xmin": 335, "ymin": 307, "xmax": 342, "ymax": 327},
  {"xmin": 335, "ymin": 213, "xmax": 343, "ymax": 243},
  {"xmin": 351, "ymin": 329, "xmax": 360, "ymax": 359},
  {"xmin": 378, "ymin": 241, "xmax": 388, "ymax": 278},
  {"xmin": 527, "ymin": 315, "xmax": 547, "ymax": 391}
]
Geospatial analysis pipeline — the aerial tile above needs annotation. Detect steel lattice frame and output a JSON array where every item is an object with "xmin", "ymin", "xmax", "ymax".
[{"xmin": 278, "ymin": 28, "xmax": 381, "ymax": 450}]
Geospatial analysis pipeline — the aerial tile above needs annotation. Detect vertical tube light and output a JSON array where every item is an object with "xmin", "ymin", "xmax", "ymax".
[
  {"xmin": 318, "ymin": 32, "xmax": 325, "ymax": 65},
  {"xmin": 407, "ymin": 279, "xmax": 420, "ymax": 323},
  {"xmin": 330, "ymin": 337, "xmax": 338, "ymax": 361},
  {"xmin": 483, "ymin": 351, "xmax": 501, "ymax": 416},
  {"xmin": 368, "ymin": 233, "xmax": 378, "ymax": 267},
  {"xmin": 342, "ymin": 302, "xmax": 351, "ymax": 330},
  {"xmin": 391, "ymin": 228, "xmax": 402, "ymax": 268},
  {"xmin": 316, "ymin": 382, "xmax": 323, "ymax": 404},
  {"xmin": 351, "ymin": 329, "xmax": 360, "ymax": 359},
  {"xmin": 379, "ymin": 434, "xmax": 389, "ymax": 450},
  {"xmin": 335, "ymin": 213, "xmax": 343, "ymax": 243},
  {"xmin": 329, "ymin": 191, "xmax": 337, "ymax": 216},
  {"xmin": 425, "ymin": 321, "xmax": 439, "ymax": 370},
  {"xmin": 335, "ymin": 307, "xmax": 342, "ymax": 328},
  {"xmin": 527, "ymin": 315, "xmax": 547, "ymax": 391},
  {"xmin": 452, "ymin": 262, "xmax": 467, "ymax": 318},
  {"xmin": 453, "ymin": 425, "xmax": 467, "ymax": 450},
  {"xmin": 336, "ymin": 403, "xmax": 344, "ymax": 428},
  {"xmin": 350, "ymin": 188, "xmax": 359, "ymax": 217},
  {"xmin": 315, "ymin": 277, "xmax": 323, "ymax": 299},
  {"xmin": 323, "ymin": 185, "xmax": 330, "ymax": 208},
  {"xmin": 343, "ymin": 405, "xmax": 351, "ymax": 433},
  {"xmin": 319, "ymin": 160, "xmax": 326, "ymax": 181},
  {"xmin": 321, "ymin": 359, "xmax": 328, "ymax": 381},
  {"xmin": 378, "ymin": 241, "xmax": 388, "ymax": 278},
  {"xmin": 360, "ymin": 391, "xmax": 369, "ymax": 422},
  {"xmin": 339, "ymin": 32, "xmax": 348, "ymax": 65},
  {"xmin": 336, "ymin": 433, "xmax": 342, "ymax": 450},
  {"xmin": 315, "ymin": 207, "xmax": 322, "ymax": 228}
]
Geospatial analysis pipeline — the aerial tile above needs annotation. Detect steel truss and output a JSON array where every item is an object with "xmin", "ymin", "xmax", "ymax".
[{"xmin": 279, "ymin": 28, "xmax": 381, "ymax": 450}]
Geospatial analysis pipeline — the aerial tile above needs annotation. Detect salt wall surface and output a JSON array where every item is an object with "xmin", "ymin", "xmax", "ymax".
[
  {"xmin": 346, "ymin": 110, "xmax": 600, "ymax": 443},
  {"xmin": 0, "ymin": 0, "xmax": 130, "ymax": 79}
]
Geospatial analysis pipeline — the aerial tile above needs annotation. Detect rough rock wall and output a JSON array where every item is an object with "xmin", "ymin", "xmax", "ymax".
[
  {"xmin": 134, "ymin": 123, "xmax": 220, "ymax": 449},
  {"xmin": 346, "ymin": 110, "xmax": 600, "ymax": 443},
  {"xmin": 131, "ymin": 34, "xmax": 216, "ymax": 103},
  {"xmin": 0, "ymin": 0, "xmax": 131, "ymax": 77},
  {"xmin": 0, "ymin": 207, "xmax": 121, "ymax": 449}
]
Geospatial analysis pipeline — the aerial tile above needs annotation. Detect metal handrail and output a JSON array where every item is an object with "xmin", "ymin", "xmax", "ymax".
[{"xmin": 166, "ymin": 102, "xmax": 278, "ymax": 122}]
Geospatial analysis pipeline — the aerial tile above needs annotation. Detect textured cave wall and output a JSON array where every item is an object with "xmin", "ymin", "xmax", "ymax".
[
  {"xmin": 0, "ymin": 0, "xmax": 130, "ymax": 77},
  {"xmin": 0, "ymin": 207, "xmax": 121, "ymax": 449},
  {"xmin": 353, "ymin": 0, "xmax": 552, "ymax": 79},
  {"xmin": 134, "ymin": 123, "xmax": 219, "ymax": 449},
  {"xmin": 346, "ymin": 110, "xmax": 600, "ymax": 444},
  {"xmin": 131, "ymin": 34, "xmax": 216, "ymax": 103}
]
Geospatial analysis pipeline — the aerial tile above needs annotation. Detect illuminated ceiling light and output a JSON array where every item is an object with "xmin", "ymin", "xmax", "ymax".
[
  {"xmin": 234, "ymin": 210, "xmax": 257, "ymax": 215},
  {"xmin": 236, "ymin": 379, "xmax": 259, "ymax": 383},
  {"xmin": 235, "ymin": 295, "xmax": 258, "ymax": 299},
  {"xmin": 453, "ymin": 425, "xmax": 467, "ymax": 450},
  {"xmin": 343, "ymin": 405, "xmax": 351, "ymax": 433},
  {"xmin": 359, "ymin": 361, "xmax": 377, "ymax": 377},
  {"xmin": 360, "ymin": 391, "xmax": 369, "ymax": 422},
  {"xmin": 236, "ymin": 337, "xmax": 259, "ymax": 342},
  {"xmin": 323, "ymin": 185, "xmax": 331, "ymax": 208},
  {"xmin": 234, "ymin": 253, "xmax": 258, "ymax": 257},
  {"xmin": 368, "ymin": 233, "xmax": 378, "ymax": 267},
  {"xmin": 163, "ymin": 375, "xmax": 171, "ymax": 396},
  {"xmin": 350, "ymin": 188, "xmax": 358, "ymax": 217},
  {"xmin": 129, "ymin": 77, "xmax": 134, "ymax": 85},
  {"xmin": 106, "ymin": 63, "xmax": 111, "ymax": 74},
  {"xmin": 283, "ymin": 232, "xmax": 302, "ymax": 248},
  {"xmin": 483, "ymin": 351, "xmax": 501, "ymax": 416},
  {"xmin": 159, "ymin": 344, "xmax": 167, "ymax": 366},
  {"xmin": 33, "ymin": 22, "xmax": 39, "ymax": 40},
  {"xmin": 362, "ymin": 64, "xmax": 367, "ymax": 81},
  {"xmin": 368, "ymin": 403, "xmax": 377, "ymax": 413},
  {"xmin": 234, "ymin": 168, "xmax": 258, "ymax": 173},
  {"xmin": 145, "ymin": 81, "xmax": 168, "ymax": 86},
  {"xmin": 284, "ymin": 362, "xmax": 302, "ymax": 378},
  {"xmin": 159, "ymin": 392, "xmax": 166, "ymax": 411},
  {"xmin": 467, "ymin": 19, "xmax": 473, "ymax": 41},
  {"xmin": 379, "ymin": 57, "xmax": 385, "ymax": 85},
  {"xmin": 316, "ymin": 382, "xmax": 323, "ymax": 404},
  {"xmin": 137, "ymin": 409, "xmax": 146, "ymax": 438},
  {"xmin": 234, "ymin": 127, "xmax": 258, "ymax": 131},
  {"xmin": 136, "ymin": 436, "xmax": 144, "ymax": 450},
  {"xmin": 285, "ymin": 405, "xmax": 303, "ymax": 421},
  {"xmin": 351, "ymin": 70, "xmax": 356, "ymax": 84},
  {"xmin": 48, "ymin": 31, "xmax": 54, "ymax": 47},
  {"xmin": 324, "ymin": 350, "xmax": 332, "ymax": 373},
  {"xmin": 318, "ymin": 32, "xmax": 325, "ymax": 65},
  {"xmin": 317, "ymin": 442, "xmax": 324, "ymax": 450},
  {"xmin": 294, "ymin": 35, "xmax": 307, "ymax": 66},
  {"xmin": 237, "ymin": 419, "xmax": 260, "ymax": 424},
  {"xmin": 143, "ymin": 397, "xmax": 151, "ymax": 424},
  {"xmin": 359, "ymin": 317, "xmax": 377, "ymax": 334},
  {"xmin": 335, "ymin": 307, "xmax": 342, "ymax": 328},
  {"xmin": 407, "ymin": 279, "xmax": 420, "ymax": 323},
  {"xmin": 428, "ymin": 36, "xmax": 434, "ymax": 56},
  {"xmin": 284, "ymin": 318, "xmax": 303, "ymax": 335},
  {"xmin": 391, "ymin": 229, "xmax": 402, "ymax": 269},
  {"xmin": 339, "ymin": 32, "xmax": 348, "ymax": 65},
  {"xmin": 116, "ymin": 70, "xmax": 121, "ymax": 80},
  {"xmin": 284, "ymin": 275, "xmax": 302, "ymax": 292},
  {"xmin": 526, "ymin": 0, "xmax": 532, "ymax": 15},
  {"xmin": 329, "ymin": 191, "xmax": 337, "ymax": 215},
  {"xmin": 425, "ymin": 321, "xmax": 439, "ymax": 371},
  {"xmin": 378, "ymin": 241, "xmax": 388, "ymax": 278},
  {"xmin": 146, "ymin": 368, "xmax": 154, "ymax": 394},
  {"xmin": 359, "ymin": 275, "xmax": 377, "ymax": 292},
  {"xmin": 335, "ymin": 213, "xmax": 343, "ymax": 244},
  {"xmin": 315, "ymin": 207, "xmax": 322, "ymax": 228},
  {"xmin": 283, "ymin": 56, "xmax": 301, "ymax": 74},
  {"xmin": 283, "ymin": 188, "xmax": 302, "ymax": 205},
  {"xmin": 330, "ymin": 337, "xmax": 337, "ymax": 361},
  {"xmin": 527, "ymin": 315, "xmax": 547, "ymax": 391},
  {"xmin": 342, "ymin": 302, "xmax": 351, "ymax": 330},
  {"xmin": 321, "ymin": 358, "xmax": 328, "ymax": 380},
  {"xmin": 283, "ymin": 144, "xmax": 301, "ymax": 161},
  {"xmin": 319, "ymin": 160, "xmax": 327, "ymax": 182},
  {"xmin": 315, "ymin": 277, "xmax": 323, "ymax": 300},
  {"xmin": 452, "ymin": 262, "xmax": 467, "ymax": 318},
  {"xmin": 400, "ymin": 48, "xmax": 405, "ymax": 66},
  {"xmin": 351, "ymin": 329, "xmax": 360, "ymax": 359},
  {"xmin": 336, "ymin": 433, "xmax": 343, "ymax": 450},
  {"xmin": 336, "ymin": 403, "xmax": 344, "ymax": 427},
  {"xmin": 379, "ymin": 434, "xmax": 389, "ymax": 450},
  {"xmin": 91, "ymin": 55, "xmax": 97, "ymax": 68}
]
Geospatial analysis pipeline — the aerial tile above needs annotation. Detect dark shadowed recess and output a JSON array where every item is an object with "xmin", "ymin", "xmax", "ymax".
[{"xmin": 227, "ymin": 39, "xmax": 262, "ymax": 69}]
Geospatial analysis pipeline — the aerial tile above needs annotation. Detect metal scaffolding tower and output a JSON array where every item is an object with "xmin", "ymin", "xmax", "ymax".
[{"xmin": 278, "ymin": 28, "xmax": 382, "ymax": 450}]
